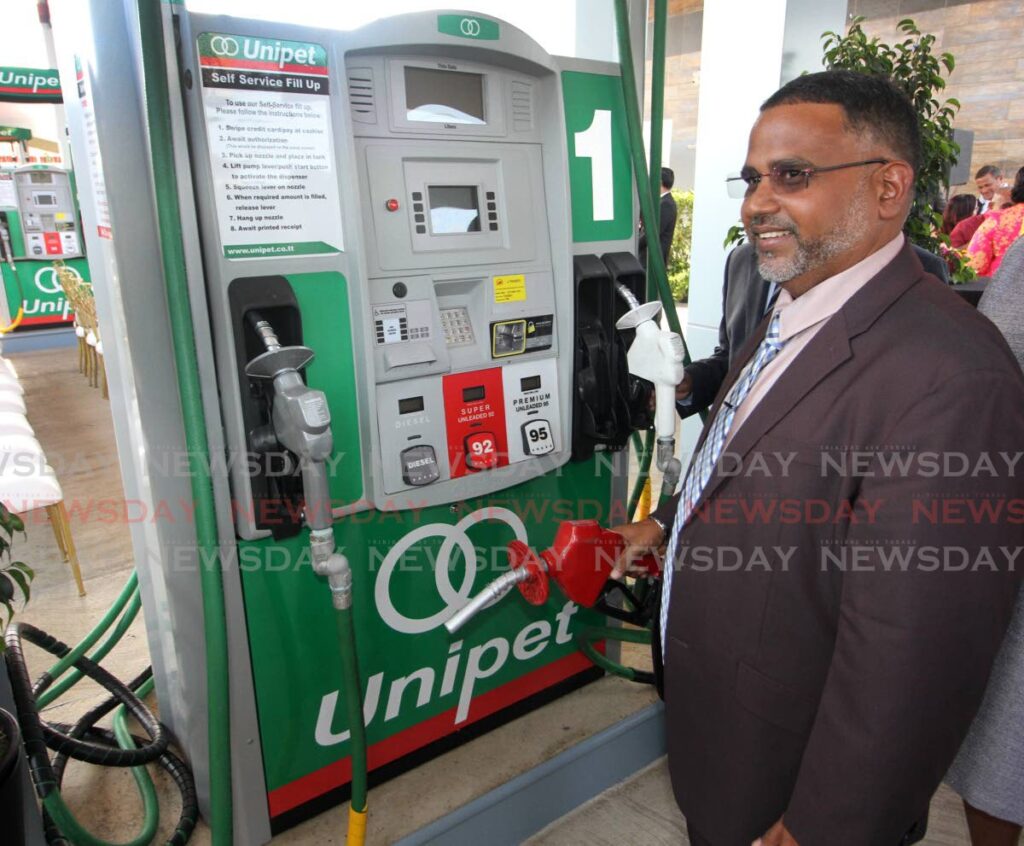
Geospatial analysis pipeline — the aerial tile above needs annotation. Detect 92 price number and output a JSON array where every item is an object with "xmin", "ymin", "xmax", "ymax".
[{"xmin": 465, "ymin": 431, "xmax": 499, "ymax": 470}]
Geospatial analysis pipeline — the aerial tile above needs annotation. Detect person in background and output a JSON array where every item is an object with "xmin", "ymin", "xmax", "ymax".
[
  {"xmin": 967, "ymin": 167, "xmax": 1024, "ymax": 276},
  {"xmin": 639, "ymin": 166, "xmax": 679, "ymax": 266},
  {"xmin": 975, "ymin": 165, "xmax": 1002, "ymax": 214},
  {"xmin": 946, "ymin": 237, "xmax": 1024, "ymax": 846},
  {"xmin": 942, "ymin": 193, "xmax": 979, "ymax": 237},
  {"xmin": 953, "ymin": 183, "xmax": 1012, "ymax": 248}
]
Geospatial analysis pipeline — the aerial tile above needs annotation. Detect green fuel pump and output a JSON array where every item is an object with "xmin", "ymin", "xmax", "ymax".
[{"xmin": 48, "ymin": 2, "xmax": 682, "ymax": 843}]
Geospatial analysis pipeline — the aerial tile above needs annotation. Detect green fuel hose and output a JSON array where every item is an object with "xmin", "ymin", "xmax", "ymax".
[
  {"xmin": 335, "ymin": 608, "xmax": 368, "ymax": 844},
  {"xmin": 616, "ymin": 0, "xmax": 693, "ymax": 517},
  {"xmin": 35, "ymin": 572, "xmax": 140, "ymax": 709},
  {"xmin": 136, "ymin": 1, "xmax": 233, "ymax": 841},
  {"xmin": 613, "ymin": 0, "xmax": 684, "ymax": 342},
  {"xmin": 576, "ymin": 625, "xmax": 653, "ymax": 684},
  {"xmin": 627, "ymin": 430, "xmax": 655, "ymax": 520},
  {"xmin": 646, "ymin": 0, "xmax": 668, "ymax": 306}
]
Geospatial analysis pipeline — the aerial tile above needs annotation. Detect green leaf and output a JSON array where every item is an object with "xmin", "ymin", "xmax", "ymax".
[
  {"xmin": 10, "ymin": 561, "xmax": 34, "ymax": 580},
  {"xmin": 0, "ymin": 573, "xmax": 12, "ymax": 604},
  {"xmin": 0, "ymin": 507, "xmax": 15, "ymax": 538},
  {"xmin": 7, "ymin": 568, "xmax": 29, "ymax": 604}
]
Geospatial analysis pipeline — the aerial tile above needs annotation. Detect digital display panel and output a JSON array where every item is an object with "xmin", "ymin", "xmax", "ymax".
[
  {"xmin": 28, "ymin": 171, "xmax": 52, "ymax": 184},
  {"xmin": 462, "ymin": 385, "xmax": 485, "ymax": 402},
  {"xmin": 399, "ymin": 396, "xmax": 425, "ymax": 414},
  {"xmin": 33, "ymin": 193, "xmax": 56, "ymax": 206},
  {"xmin": 520, "ymin": 375, "xmax": 542, "ymax": 392},
  {"xmin": 428, "ymin": 186, "xmax": 480, "ymax": 234},
  {"xmin": 404, "ymin": 67, "xmax": 485, "ymax": 125}
]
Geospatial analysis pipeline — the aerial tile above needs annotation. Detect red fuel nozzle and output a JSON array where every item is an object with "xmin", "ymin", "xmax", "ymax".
[{"xmin": 507, "ymin": 520, "xmax": 660, "ymax": 608}]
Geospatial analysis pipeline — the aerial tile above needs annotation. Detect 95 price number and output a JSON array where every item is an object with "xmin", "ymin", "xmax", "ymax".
[{"xmin": 521, "ymin": 419, "xmax": 554, "ymax": 456}]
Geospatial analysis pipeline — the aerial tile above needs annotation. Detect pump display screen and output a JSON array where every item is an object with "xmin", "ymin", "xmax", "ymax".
[
  {"xmin": 427, "ymin": 186, "xmax": 481, "ymax": 233},
  {"xmin": 398, "ymin": 396, "xmax": 425, "ymax": 414},
  {"xmin": 28, "ymin": 171, "xmax": 52, "ymax": 184},
  {"xmin": 462, "ymin": 385, "xmax": 485, "ymax": 402},
  {"xmin": 33, "ymin": 193, "xmax": 56, "ymax": 206},
  {"xmin": 404, "ymin": 67, "xmax": 485, "ymax": 125}
]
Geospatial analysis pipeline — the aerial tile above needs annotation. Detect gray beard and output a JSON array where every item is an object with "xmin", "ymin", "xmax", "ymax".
[{"xmin": 755, "ymin": 189, "xmax": 870, "ymax": 284}]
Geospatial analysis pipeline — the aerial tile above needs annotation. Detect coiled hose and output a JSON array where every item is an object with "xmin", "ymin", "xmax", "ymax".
[{"xmin": 5, "ymin": 621, "xmax": 198, "ymax": 845}]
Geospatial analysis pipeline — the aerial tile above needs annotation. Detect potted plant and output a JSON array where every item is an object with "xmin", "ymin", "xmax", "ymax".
[
  {"xmin": 0, "ymin": 501, "xmax": 33, "ymax": 842},
  {"xmin": 822, "ymin": 17, "xmax": 975, "ymax": 283}
]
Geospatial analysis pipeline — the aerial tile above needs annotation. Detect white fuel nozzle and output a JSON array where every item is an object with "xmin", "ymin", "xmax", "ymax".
[{"xmin": 616, "ymin": 303, "xmax": 686, "ymax": 469}]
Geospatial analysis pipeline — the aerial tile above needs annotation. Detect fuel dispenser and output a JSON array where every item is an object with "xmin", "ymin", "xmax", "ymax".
[
  {"xmin": 51, "ymin": 3, "xmax": 678, "ymax": 842},
  {"xmin": 0, "ymin": 164, "xmax": 89, "ymax": 330}
]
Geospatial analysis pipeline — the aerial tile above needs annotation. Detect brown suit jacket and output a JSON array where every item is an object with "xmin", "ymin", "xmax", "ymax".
[{"xmin": 652, "ymin": 243, "xmax": 1024, "ymax": 845}]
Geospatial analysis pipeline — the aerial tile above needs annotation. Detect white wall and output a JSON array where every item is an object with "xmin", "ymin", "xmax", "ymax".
[{"xmin": 681, "ymin": 0, "xmax": 848, "ymax": 460}]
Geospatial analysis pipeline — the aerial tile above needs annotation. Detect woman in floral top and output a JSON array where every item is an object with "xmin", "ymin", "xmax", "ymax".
[{"xmin": 967, "ymin": 167, "xmax": 1024, "ymax": 277}]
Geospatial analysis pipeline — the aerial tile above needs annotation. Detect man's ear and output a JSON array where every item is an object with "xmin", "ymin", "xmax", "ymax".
[{"xmin": 877, "ymin": 160, "xmax": 916, "ymax": 221}]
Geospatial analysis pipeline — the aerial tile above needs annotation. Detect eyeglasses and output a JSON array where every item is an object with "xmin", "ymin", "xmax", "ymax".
[{"xmin": 725, "ymin": 159, "xmax": 890, "ymax": 199}]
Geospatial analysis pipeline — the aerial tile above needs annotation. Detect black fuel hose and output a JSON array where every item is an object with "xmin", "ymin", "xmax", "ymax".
[
  {"xmin": 47, "ymin": 676, "xmax": 199, "ymax": 846},
  {"xmin": 5, "ymin": 622, "xmax": 198, "ymax": 845},
  {"xmin": 6, "ymin": 623, "xmax": 167, "ymax": 766}
]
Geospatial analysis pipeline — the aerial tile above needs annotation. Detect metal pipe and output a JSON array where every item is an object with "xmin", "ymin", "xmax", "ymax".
[
  {"xmin": 444, "ymin": 568, "xmax": 531, "ymax": 635},
  {"xmin": 615, "ymin": 282, "xmax": 642, "ymax": 311}
]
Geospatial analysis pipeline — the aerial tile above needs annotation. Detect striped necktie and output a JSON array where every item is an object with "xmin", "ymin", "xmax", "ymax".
[{"xmin": 660, "ymin": 310, "xmax": 786, "ymax": 658}]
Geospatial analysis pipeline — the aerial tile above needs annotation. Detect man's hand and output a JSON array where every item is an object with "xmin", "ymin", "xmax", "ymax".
[
  {"xmin": 752, "ymin": 819, "xmax": 799, "ymax": 846},
  {"xmin": 676, "ymin": 372, "xmax": 693, "ymax": 401},
  {"xmin": 608, "ymin": 518, "xmax": 666, "ymax": 579}
]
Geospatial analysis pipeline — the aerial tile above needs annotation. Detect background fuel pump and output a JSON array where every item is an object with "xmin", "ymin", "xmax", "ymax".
[{"xmin": 0, "ymin": 165, "xmax": 88, "ymax": 330}]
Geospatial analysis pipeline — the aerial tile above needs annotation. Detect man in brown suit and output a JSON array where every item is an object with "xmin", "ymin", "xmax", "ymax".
[{"xmin": 613, "ymin": 71, "xmax": 1024, "ymax": 846}]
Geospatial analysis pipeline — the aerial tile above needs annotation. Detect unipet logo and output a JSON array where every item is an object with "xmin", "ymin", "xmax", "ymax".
[
  {"xmin": 0, "ymin": 68, "xmax": 60, "ymax": 94},
  {"xmin": 313, "ymin": 507, "xmax": 583, "ymax": 744},
  {"xmin": 315, "ymin": 599, "xmax": 581, "ymax": 744},
  {"xmin": 206, "ymin": 34, "xmax": 320, "ymax": 70}
]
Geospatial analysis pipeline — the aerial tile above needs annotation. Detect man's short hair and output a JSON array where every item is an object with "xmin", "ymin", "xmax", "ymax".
[
  {"xmin": 975, "ymin": 164, "xmax": 1001, "ymax": 180},
  {"xmin": 661, "ymin": 166, "xmax": 675, "ymax": 190},
  {"xmin": 761, "ymin": 70, "xmax": 922, "ymax": 176}
]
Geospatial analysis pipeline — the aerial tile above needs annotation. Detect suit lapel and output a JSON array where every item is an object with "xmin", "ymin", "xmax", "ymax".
[
  {"xmin": 689, "ymin": 315, "xmax": 853, "ymax": 513},
  {"xmin": 683, "ymin": 242, "xmax": 925, "ymax": 516}
]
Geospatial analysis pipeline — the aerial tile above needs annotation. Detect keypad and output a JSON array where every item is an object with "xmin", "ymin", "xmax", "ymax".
[{"xmin": 440, "ymin": 307, "xmax": 475, "ymax": 346}]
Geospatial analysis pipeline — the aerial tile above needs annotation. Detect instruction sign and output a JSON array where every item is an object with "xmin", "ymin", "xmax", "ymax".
[
  {"xmin": 197, "ymin": 32, "xmax": 343, "ymax": 259},
  {"xmin": 76, "ymin": 57, "xmax": 112, "ymax": 239},
  {"xmin": 0, "ymin": 173, "xmax": 15, "ymax": 208}
]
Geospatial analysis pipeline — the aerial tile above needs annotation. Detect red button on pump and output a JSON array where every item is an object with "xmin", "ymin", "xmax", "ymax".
[{"xmin": 385, "ymin": 198, "xmax": 400, "ymax": 212}]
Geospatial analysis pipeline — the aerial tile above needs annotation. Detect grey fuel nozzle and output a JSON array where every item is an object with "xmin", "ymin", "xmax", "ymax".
[{"xmin": 244, "ymin": 312, "xmax": 334, "ymax": 530}]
